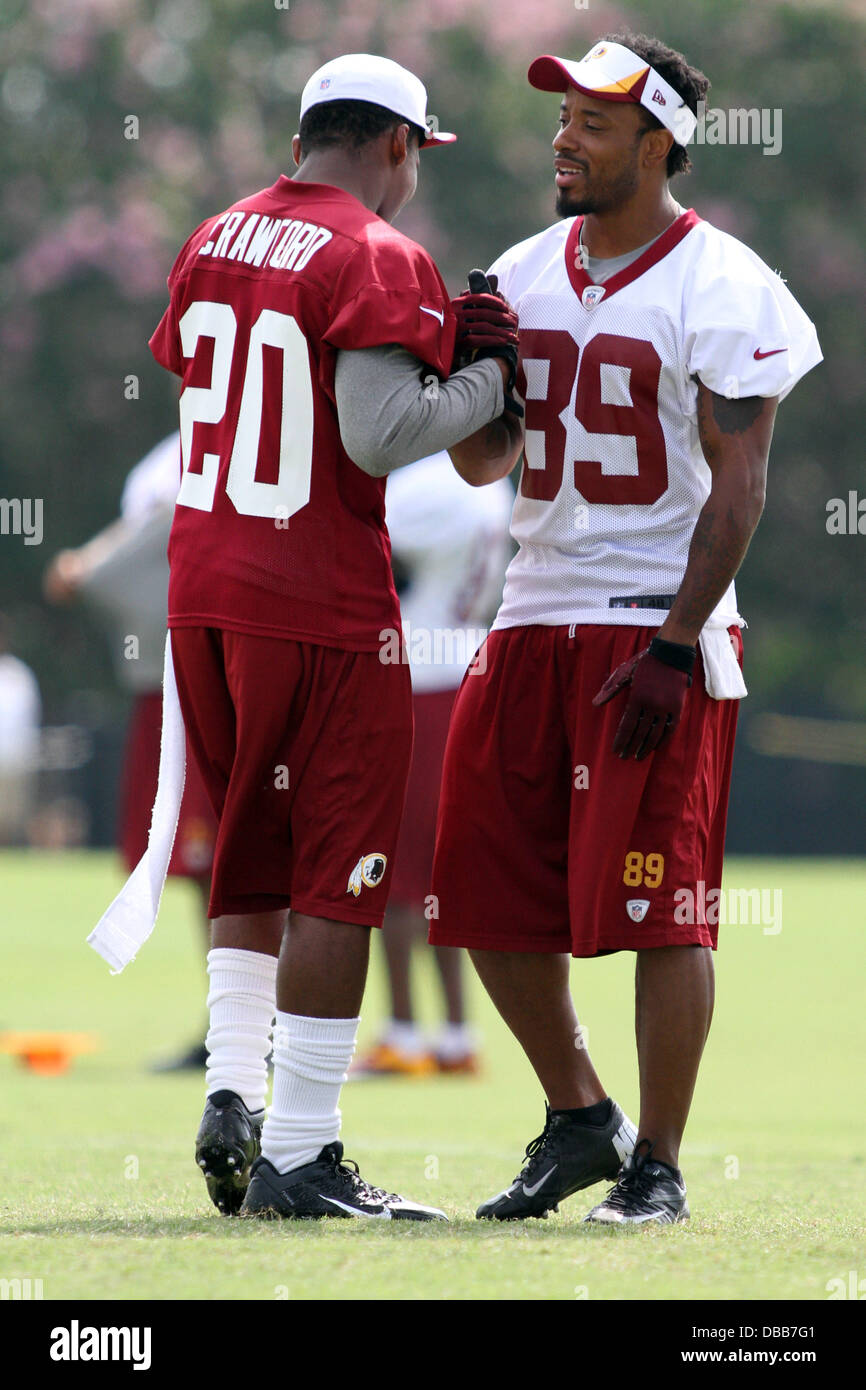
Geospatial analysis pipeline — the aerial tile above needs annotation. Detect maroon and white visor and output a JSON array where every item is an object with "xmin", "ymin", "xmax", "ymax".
[{"xmin": 528, "ymin": 41, "xmax": 697, "ymax": 146}]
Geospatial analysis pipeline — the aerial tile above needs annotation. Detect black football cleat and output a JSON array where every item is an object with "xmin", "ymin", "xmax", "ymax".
[
  {"xmin": 240, "ymin": 1142, "xmax": 448, "ymax": 1222},
  {"xmin": 476, "ymin": 1100, "xmax": 636, "ymax": 1220},
  {"xmin": 583, "ymin": 1139, "xmax": 689, "ymax": 1225},
  {"xmin": 195, "ymin": 1090, "xmax": 264, "ymax": 1216}
]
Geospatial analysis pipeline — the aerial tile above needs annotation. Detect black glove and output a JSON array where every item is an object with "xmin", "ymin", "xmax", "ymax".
[
  {"xmin": 592, "ymin": 638, "xmax": 696, "ymax": 760},
  {"xmin": 451, "ymin": 270, "xmax": 523, "ymax": 418}
]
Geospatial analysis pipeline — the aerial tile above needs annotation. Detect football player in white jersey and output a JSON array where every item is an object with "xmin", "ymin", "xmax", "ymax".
[
  {"xmin": 44, "ymin": 436, "xmax": 217, "ymax": 1070},
  {"xmin": 432, "ymin": 33, "xmax": 821, "ymax": 1224}
]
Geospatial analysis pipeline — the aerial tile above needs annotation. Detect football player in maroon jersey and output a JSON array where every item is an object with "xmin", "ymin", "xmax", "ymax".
[{"xmin": 145, "ymin": 53, "xmax": 521, "ymax": 1221}]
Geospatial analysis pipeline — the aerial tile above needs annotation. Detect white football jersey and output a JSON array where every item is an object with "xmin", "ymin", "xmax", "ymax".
[
  {"xmin": 385, "ymin": 453, "xmax": 513, "ymax": 692},
  {"xmin": 82, "ymin": 434, "xmax": 181, "ymax": 692},
  {"xmin": 0, "ymin": 654, "xmax": 41, "ymax": 770},
  {"xmin": 489, "ymin": 209, "xmax": 822, "ymax": 631},
  {"xmin": 120, "ymin": 433, "xmax": 181, "ymax": 521}
]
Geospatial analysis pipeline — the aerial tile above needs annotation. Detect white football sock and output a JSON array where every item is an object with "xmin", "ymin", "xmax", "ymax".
[
  {"xmin": 261, "ymin": 1012, "xmax": 360, "ymax": 1174},
  {"xmin": 205, "ymin": 948, "xmax": 277, "ymax": 1113},
  {"xmin": 382, "ymin": 1019, "xmax": 427, "ymax": 1056},
  {"xmin": 433, "ymin": 1022, "xmax": 477, "ymax": 1061}
]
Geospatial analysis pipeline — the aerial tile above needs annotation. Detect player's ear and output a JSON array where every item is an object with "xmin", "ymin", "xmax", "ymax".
[
  {"xmin": 390, "ymin": 122, "xmax": 410, "ymax": 166},
  {"xmin": 291, "ymin": 133, "xmax": 303, "ymax": 167},
  {"xmin": 642, "ymin": 125, "xmax": 674, "ymax": 171}
]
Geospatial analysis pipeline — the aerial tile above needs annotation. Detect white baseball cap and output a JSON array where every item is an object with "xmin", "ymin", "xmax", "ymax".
[
  {"xmin": 529, "ymin": 41, "xmax": 697, "ymax": 146},
  {"xmin": 300, "ymin": 53, "xmax": 456, "ymax": 148}
]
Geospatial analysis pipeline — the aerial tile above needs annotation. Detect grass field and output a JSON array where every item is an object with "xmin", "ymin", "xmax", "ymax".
[{"xmin": 1, "ymin": 851, "xmax": 863, "ymax": 1302}]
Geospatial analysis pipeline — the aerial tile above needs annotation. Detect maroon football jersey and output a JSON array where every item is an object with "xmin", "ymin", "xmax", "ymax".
[{"xmin": 150, "ymin": 177, "xmax": 456, "ymax": 649}]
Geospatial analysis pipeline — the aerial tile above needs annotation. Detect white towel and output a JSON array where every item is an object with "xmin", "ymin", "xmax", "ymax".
[
  {"xmin": 699, "ymin": 623, "xmax": 748, "ymax": 700},
  {"xmin": 87, "ymin": 633, "xmax": 187, "ymax": 972}
]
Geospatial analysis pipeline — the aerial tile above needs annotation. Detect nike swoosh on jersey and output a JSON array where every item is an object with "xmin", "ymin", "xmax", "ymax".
[
  {"xmin": 420, "ymin": 305, "xmax": 445, "ymax": 325},
  {"xmin": 522, "ymin": 1164, "xmax": 558, "ymax": 1197},
  {"xmin": 753, "ymin": 347, "xmax": 787, "ymax": 359},
  {"xmin": 319, "ymin": 1195, "xmax": 392, "ymax": 1219}
]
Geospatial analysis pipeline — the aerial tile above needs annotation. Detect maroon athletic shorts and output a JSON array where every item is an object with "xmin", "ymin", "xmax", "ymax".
[
  {"xmin": 389, "ymin": 687, "xmax": 457, "ymax": 909},
  {"xmin": 429, "ymin": 624, "xmax": 742, "ymax": 957},
  {"xmin": 119, "ymin": 691, "xmax": 216, "ymax": 879},
  {"xmin": 170, "ymin": 627, "xmax": 413, "ymax": 923}
]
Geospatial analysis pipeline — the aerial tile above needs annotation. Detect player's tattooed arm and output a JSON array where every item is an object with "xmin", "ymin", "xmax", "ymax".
[
  {"xmin": 448, "ymin": 370, "xmax": 524, "ymax": 487},
  {"xmin": 657, "ymin": 381, "xmax": 778, "ymax": 647}
]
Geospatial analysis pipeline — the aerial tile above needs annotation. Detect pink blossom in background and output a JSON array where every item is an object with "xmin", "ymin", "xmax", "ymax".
[
  {"xmin": 400, "ymin": 0, "xmax": 629, "ymax": 62},
  {"xmin": 3, "ymin": 0, "xmax": 855, "ymax": 326},
  {"xmin": 43, "ymin": 30, "xmax": 94, "ymax": 75},
  {"xmin": 332, "ymin": 10, "xmax": 386, "ymax": 56},
  {"xmin": 795, "ymin": 216, "xmax": 865, "ymax": 296},
  {"xmin": 696, "ymin": 199, "xmax": 750, "ymax": 238},
  {"xmin": 0, "ymin": 305, "xmax": 38, "ymax": 358},
  {"xmin": 122, "ymin": 23, "xmax": 161, "ymax": 74},
  {"xmin": 281, "ymin": 0, "xmax": 632, "ymax": 72},
  {"xmin": 216, "ymin": 112, "xmax": 273, "ymax": 190},
  {"xmin": 66, "ymin": 205, "xmax": 112, "ymax": 259},
  {"xmin": 284, "ymin": 0, "xmax": 333, "ymax": 46},
  {"xmin": 9, "ymin": 195, "xmax": 168, "ymax": 299},
  {"xmin": 382, "ymin": 33, "xmax": 431, "ymax": 77},
  {"xmin": 12, "ymin": 203, "xmax": 113, "ymax": 295},
  {"xmin": 398, "ymin": 204, "xmax": 451, "ymax": 266},
  {"xmin": 13, "ymin": 228, "xmax": 88, "ymax": 296},
  {"xmin": 149, "ymin": 127, "xmax": 207, "ymax": 186},
  {"xmin": 33, "ymin": 0, "xmax": 138, "ymax": 27},
  {"xmin": 105, "ymin": 192, "xmax": 171, "ymax": 297}
]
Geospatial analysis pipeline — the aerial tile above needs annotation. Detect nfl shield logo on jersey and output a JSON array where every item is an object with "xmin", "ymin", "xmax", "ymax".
[
  {"xmin": 347, "ymin": 853, "xmax": 388, "ymax": 897},
  {"xmin": 626, "ymin": 899, "xmax": 651, "ymax": 923},
  {"xmin": 581, "ymin": 284, "xmax": 606, "ymax": 309}
]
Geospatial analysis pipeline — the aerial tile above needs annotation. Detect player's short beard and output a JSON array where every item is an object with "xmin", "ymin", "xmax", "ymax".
[{"xmin": 555, "ymin": 145, "xmax": 642, "ymax": 220}]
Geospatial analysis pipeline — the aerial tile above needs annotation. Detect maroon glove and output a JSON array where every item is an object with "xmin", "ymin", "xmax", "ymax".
[
  {"xmin": 451, "ymin": 270, "xmax": 523, "ymax": 417},
  {"xmin": 592, "ymin": 638, "xmax": 696, "ymax": 760},
  {"xmin": 451, "ymin": 270, "xmax": 519, "ymax": 368}
]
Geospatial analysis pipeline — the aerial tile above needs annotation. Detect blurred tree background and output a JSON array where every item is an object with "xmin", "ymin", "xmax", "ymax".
[{"xmin": 0, "ymin": 0, "xmax": 863, "ymax": 851}]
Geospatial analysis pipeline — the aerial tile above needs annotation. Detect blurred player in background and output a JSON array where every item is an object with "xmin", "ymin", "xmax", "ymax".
[
  {"xmin": 352, "ymin": 450, "xmax": 513, "ymax": 1078},
  {"xmin": 45, "ymin": 433, "xmax": 217, "ymax": 1069},
  {"xmin": 132, "ymin": 53, "xmax": 522, "ymax": 1222},
  {"xmin": 0, "ymin": 614, "xmax": 41, "ymax": 844},
  {"xmin": 433, "ymin": 33, "xmax": 821, "ymax": 1225}
]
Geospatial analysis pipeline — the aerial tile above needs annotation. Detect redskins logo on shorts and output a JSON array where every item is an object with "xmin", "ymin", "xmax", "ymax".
[{"xmin": 347, "ymin": 853, "xmax": 388, "ymax": 898}]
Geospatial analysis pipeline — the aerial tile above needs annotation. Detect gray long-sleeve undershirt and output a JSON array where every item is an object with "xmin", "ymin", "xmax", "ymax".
[{"xmin": 335, "ymin": 344, "xmax": 505, "ymax": 477}]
